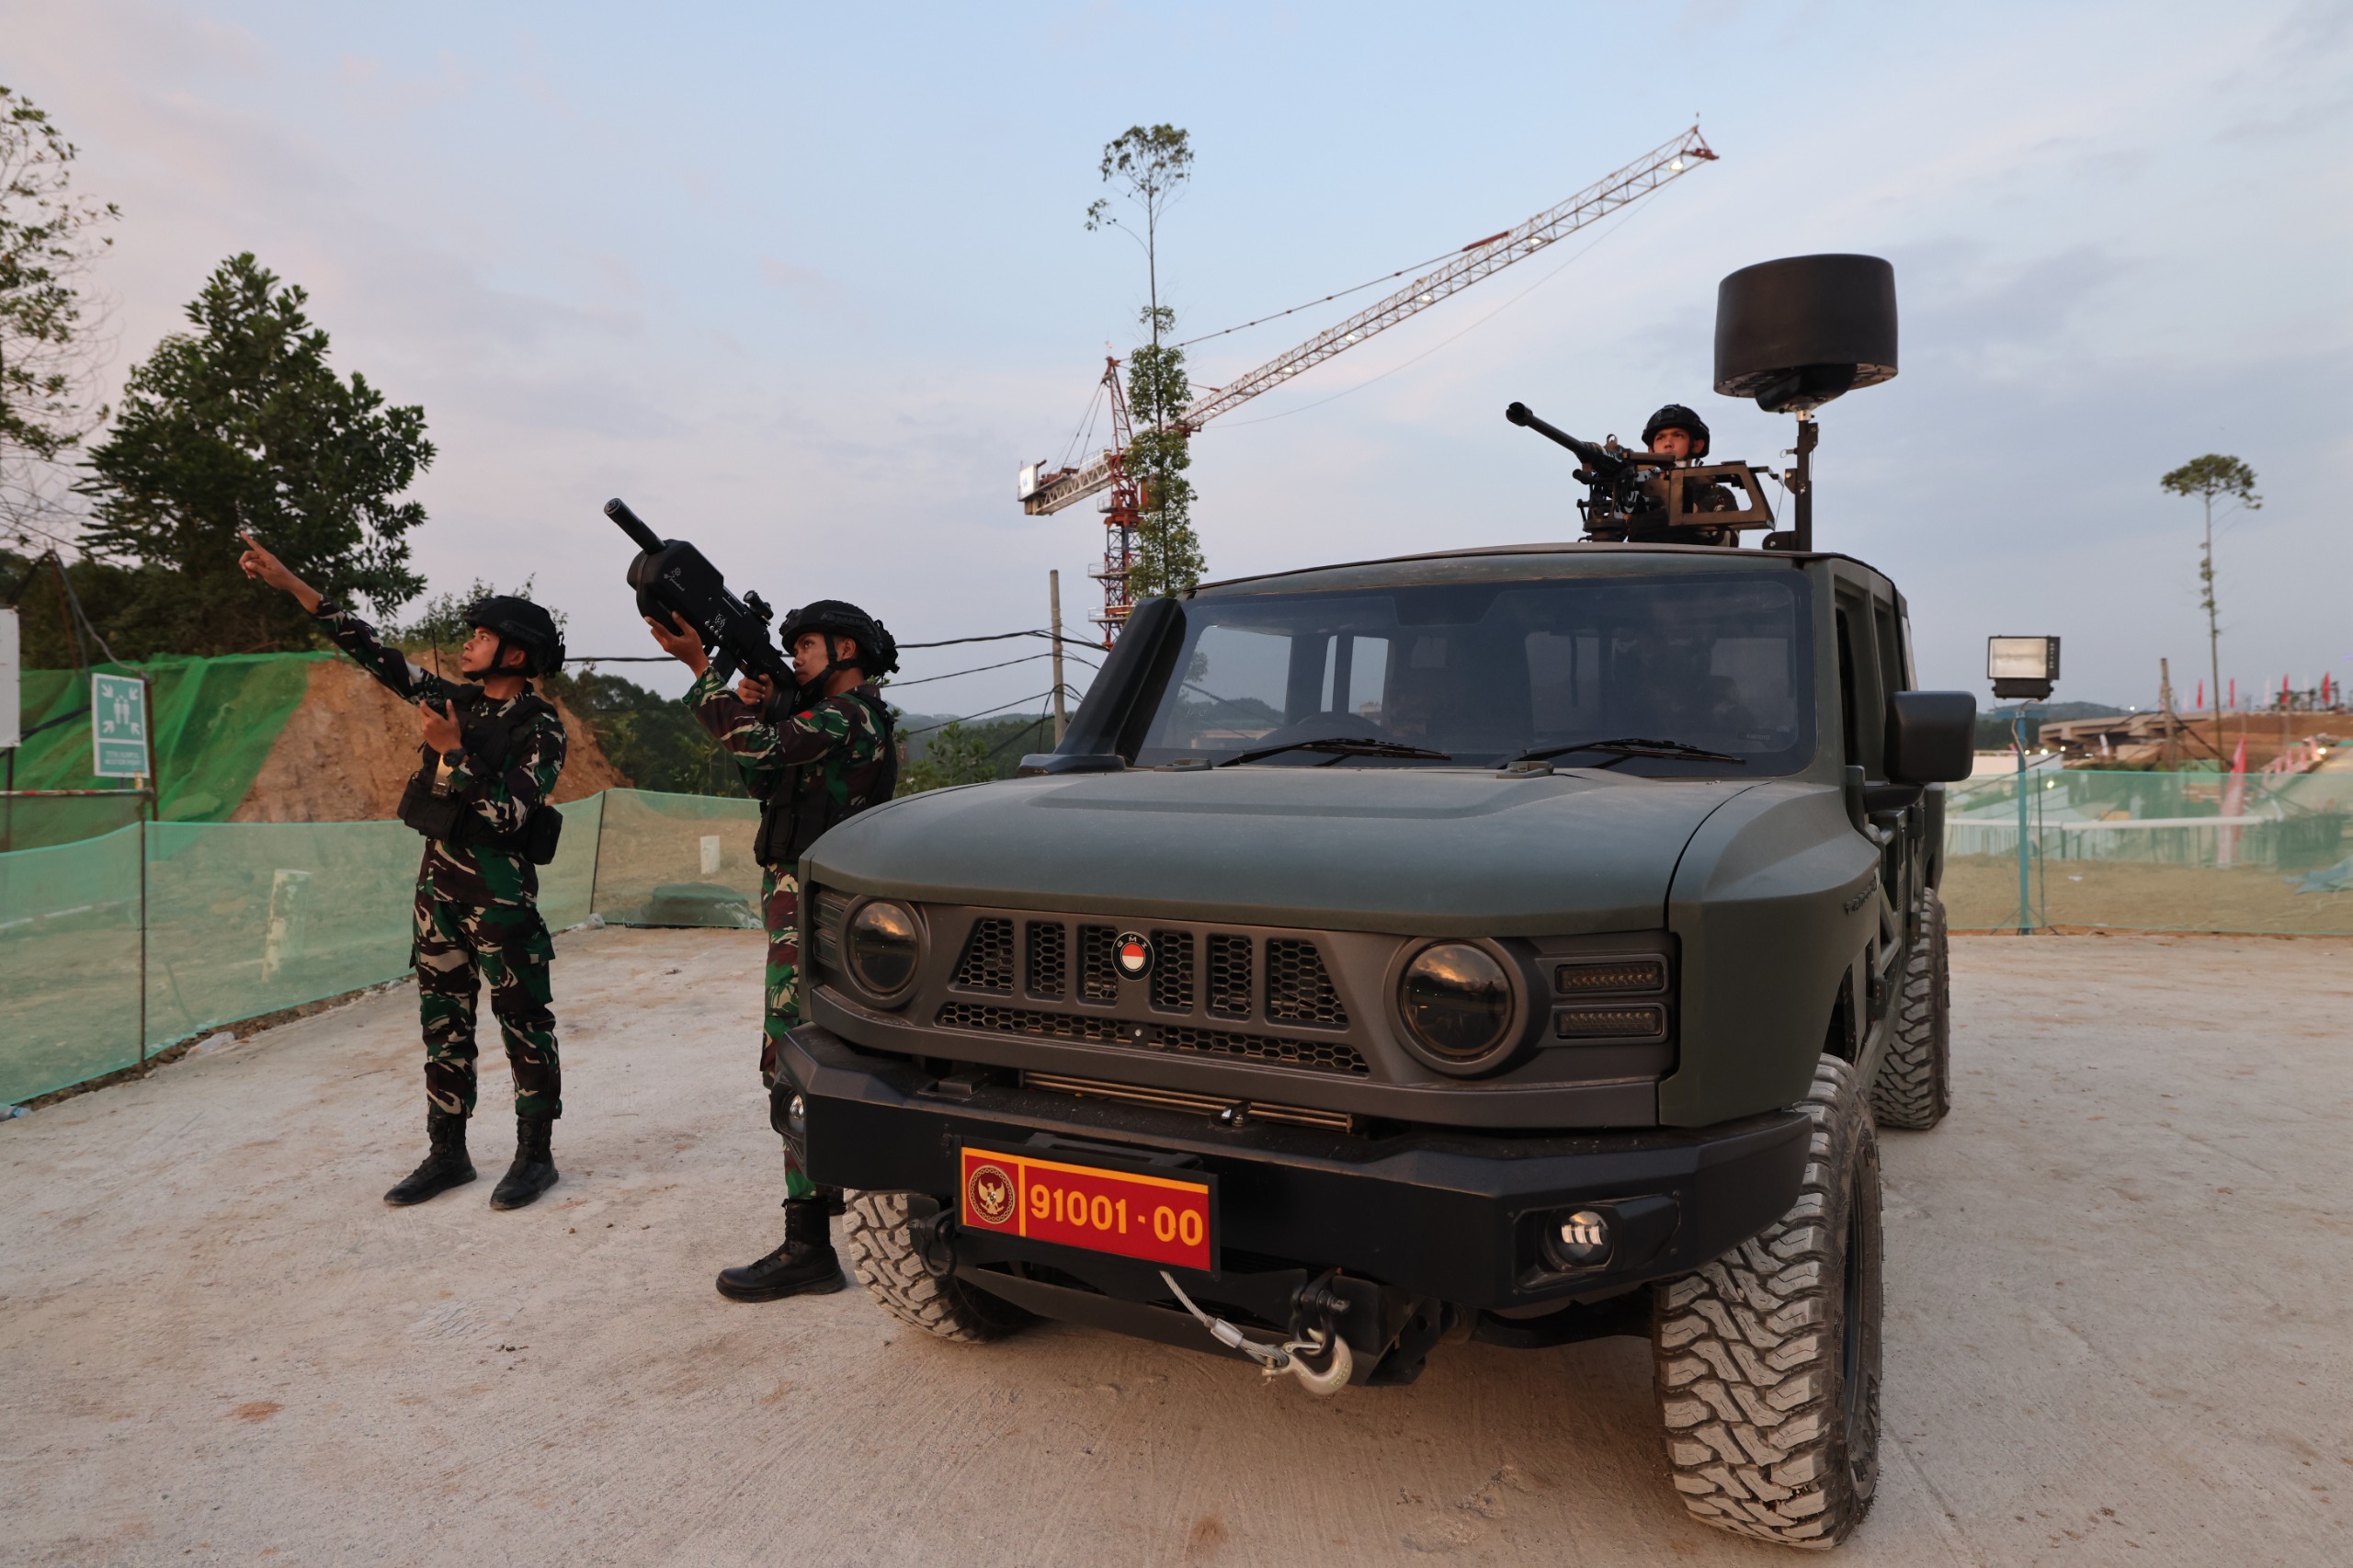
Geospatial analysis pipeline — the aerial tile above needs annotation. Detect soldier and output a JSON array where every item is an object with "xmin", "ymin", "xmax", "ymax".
[
  {"xmin": 1642, "ymin": 403, "xmax": 1712, "ymax": 464},
  {"xmin": 236, "ymin": 533, "xmax": 571, "ymax": 1210},
  {"xmin": 645, "ymin": 598, "xmax": 899, "ymax": 1301},
  {"xmin": 1635, "ymin": 403, "xmax": 1740, "ymax": 546}
]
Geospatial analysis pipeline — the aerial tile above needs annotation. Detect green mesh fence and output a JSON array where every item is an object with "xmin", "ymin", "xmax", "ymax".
[
  {"xmin": 20, "ymin": 766, "xmax": 2343, "ymax": 1106},
  {"xmin": 9, "ymin": 655, "xmax": 323, "ymax": 841},
  {"xmin": 1943, "ymin": 766, "xmax": 2353, "ymax": 934},
  {"xmin": 0, "ymin": 789, "xmax": 757, "ymax": 1106},
  {"xmin": 0, "ymin": 824, "xmax": 143, "ymax": 1104}
]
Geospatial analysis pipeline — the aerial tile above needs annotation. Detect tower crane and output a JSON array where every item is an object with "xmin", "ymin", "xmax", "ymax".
[{"xmin": 1019, "ymin": 126, "xmax": 1718, "ymax": 641}]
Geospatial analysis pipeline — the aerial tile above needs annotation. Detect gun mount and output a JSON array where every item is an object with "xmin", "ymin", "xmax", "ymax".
[{"xmin": 1504, "ymin": 402, "xmax": 1774, "ymax": 545}]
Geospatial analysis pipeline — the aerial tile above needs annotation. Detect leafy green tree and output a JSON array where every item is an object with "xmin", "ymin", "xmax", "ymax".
[
  {"xmin": 79, "ymin": 253, "xmax": 433, "ymax": 653},
  {"xmin": 0, "ymin": 85, "xmax": 119, "ymax": 540},
  {"xmin": 2161, "ymin": 455, "xmax": 2259, "ymax": 747},
  {"xmin": 901, "ymin": 719, "xmax": 995, "ymax": 793},
  {"xmin": 544, "ymin": 667, "xmax": 738, "ymax": 795},
  {"xmin": 391, "ymin": 576, "xmax": 566, "ymax": 668},
  {"xmin": 1089, "ymin": 125, "xmax": 1204, "ymax": 597}
]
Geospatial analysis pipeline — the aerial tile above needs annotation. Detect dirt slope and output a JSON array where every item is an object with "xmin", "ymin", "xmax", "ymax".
[{"xmin": 231, "ymin": 657, "xmax": 628, "ymax": 823}]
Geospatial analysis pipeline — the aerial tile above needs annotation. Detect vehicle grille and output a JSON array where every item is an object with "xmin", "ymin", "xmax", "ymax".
[
  {"xmin": 1264, "ymin": 938, "xmax": 1348, "ymax": 1028},
  {"xmin": 1021, "ymin": 1071, "xmax": 1355, "ymax": 1133},
  {"xmin": 938, "ymin": 1002, "xmax": 1127, "ymax": 1043},
  {"xmin": 1157, "ymin": 1024, "xmax": 1369, "ymax": 1076},
  {"xmin": 1205, "ymin": 934, "xmax": 1253, "ymax": 1018},
  {"xmin": 951, "ymin": 918, "xmax": 1016, "ymax": 993},
  {"xmin": 1150, "ymin": 930, "xmax": 1195, "ymax": 1012},
  {"xmin": 1077, "ymin": 925, "xmax": 1120, "ymax": 1002},
  {"xmin": 1026, "ymin": 921, "xmax": 1066, "ymax": 999},
  {"xmin": 934, "ymin": 1004, "xmax": 1370, "ymax": 1077}
]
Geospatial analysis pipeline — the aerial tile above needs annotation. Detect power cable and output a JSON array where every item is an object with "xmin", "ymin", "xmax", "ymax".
[
  {"xmin": 884, "ymin": 651, "xmax": 1063, "ymax": 689},
  {"xmin": 902, "ymin": 689, "xmax": 1063, "ymax": 736},
  {"xmin": 573, "ymin": 628, "xmax": 1071, "ymax": 664}
]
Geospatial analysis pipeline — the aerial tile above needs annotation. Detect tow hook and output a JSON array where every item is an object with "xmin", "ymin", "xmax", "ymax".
[
  {"xmin": 1159, "ymin": 1270, "xmax": 1355, "ymax": 1396},
  {"xmin": 906, "ymin": 1200, "xmax": 958, "ymax": 1280}
]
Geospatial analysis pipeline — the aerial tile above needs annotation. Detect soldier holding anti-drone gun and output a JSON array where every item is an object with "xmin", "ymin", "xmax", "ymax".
[{"xmin": 613, "ymin": 499, "xmax": 904, "ymax": 1305}]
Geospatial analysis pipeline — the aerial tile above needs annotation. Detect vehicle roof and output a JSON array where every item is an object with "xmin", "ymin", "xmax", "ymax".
[{"xmin": 1190, "ymin": 540, "xmax": 1897, "ymax": 599}]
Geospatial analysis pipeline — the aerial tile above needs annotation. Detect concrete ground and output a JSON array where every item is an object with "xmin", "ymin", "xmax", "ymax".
[{"xmin": 4, "ymin": 927, "xmax": 2347, "ymax": 1567}]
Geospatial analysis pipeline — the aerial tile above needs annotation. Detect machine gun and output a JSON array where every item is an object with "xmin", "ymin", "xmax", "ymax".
[
  {"xmin": 1505, "ymin": 401, "xmax": 1774, "ymax": 544},
  {"xmin": 606, "ymin": 497, "xmax": 795, "ymax": 689}
]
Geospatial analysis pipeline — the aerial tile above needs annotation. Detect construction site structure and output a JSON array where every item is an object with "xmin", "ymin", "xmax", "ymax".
[{"xmin": 1020, "ymin": 126, "xmax": 1719, "ymax": 641}]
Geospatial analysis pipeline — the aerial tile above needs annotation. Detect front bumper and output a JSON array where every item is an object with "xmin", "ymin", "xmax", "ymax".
[{"xmin": 778, "ymin": 1025, "xmax": 1808, "ymax": 1311}]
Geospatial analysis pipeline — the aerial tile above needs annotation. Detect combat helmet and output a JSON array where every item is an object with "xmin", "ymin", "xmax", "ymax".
[
  {"xmin": 777, "ymin": 599, "xmax": 899, "ymax": 679},
  {"xmin": 466, "ymin": 595, "xmax": 565, "ymax": 677},
  {"xmin": 1642, "ymin": 403, "xmax": 1711, "ymax": 458}
]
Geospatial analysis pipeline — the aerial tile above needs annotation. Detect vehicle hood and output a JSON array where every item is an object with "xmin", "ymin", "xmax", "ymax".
[{"xmin": 808, "ymin": 767, "xmax": 1757, "ymax": 936}]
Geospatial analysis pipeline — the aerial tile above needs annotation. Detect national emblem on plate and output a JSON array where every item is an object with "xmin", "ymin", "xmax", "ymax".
[{"xmin": 965, "ymin": 1161, "xmax": 1017, "ymax": 1225}]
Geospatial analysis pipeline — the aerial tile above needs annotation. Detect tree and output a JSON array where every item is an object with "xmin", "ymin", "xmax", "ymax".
[
  {"xmin": 1088, "ymin": 126, "xmax": 1204, "ymax": 597},
  {"xmin": 2161, "ymin": 454, "xmax": 2259, "ymax": 752},
  {"xmin": 900, "ymin": 719, "xmax": 996, "ymax": 793},
  {"xmin": 79, "ymin": 253, "xmax": 433, "ymax": 653},
  {"xmin": 0, "ymin": 85, "xmax": 119, "ymax": 541}
]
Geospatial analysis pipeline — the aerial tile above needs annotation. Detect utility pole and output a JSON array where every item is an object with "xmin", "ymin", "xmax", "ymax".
[
  {"xmin": 2159, "ymin": 658, "xmax": 2177, "ymax": 770},
  {"xmin": 1049, "ymin": 570, "xmax": 1067, "ymax": 745}
]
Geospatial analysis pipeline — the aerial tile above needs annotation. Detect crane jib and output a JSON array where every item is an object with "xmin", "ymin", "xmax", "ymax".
[{"xmin": 1018, "ymin": 126, "xmax": 1717, "ymax": 520}]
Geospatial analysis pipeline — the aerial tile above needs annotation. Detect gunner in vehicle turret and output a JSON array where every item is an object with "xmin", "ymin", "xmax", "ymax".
[{"xmin": 1636, "ymin": 403, "xmax": 1740, "ymax": 544}]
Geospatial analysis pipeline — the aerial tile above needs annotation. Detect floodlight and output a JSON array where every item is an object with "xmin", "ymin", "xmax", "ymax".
[{"xmin": 1987, "ymin": 636, "xmax": 2060, "ymax": 701}]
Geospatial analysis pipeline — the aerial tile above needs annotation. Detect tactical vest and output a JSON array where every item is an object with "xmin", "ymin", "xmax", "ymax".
[
  {"xmin": 396, "ymin": 688, "xmax": 566, "ymax": 865},
  {"xmin": 753, "ymin": 690, "xmax": 898, "ymax": 869}
]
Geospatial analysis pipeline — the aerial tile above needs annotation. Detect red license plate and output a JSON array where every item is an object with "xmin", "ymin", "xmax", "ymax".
[{"xmin": 958, "ymin": 1144, "xmax": 1215, "ymax": 1274}]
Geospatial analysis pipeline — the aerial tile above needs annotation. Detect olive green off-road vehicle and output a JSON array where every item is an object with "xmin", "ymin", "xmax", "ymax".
[{"xmin": 777, "ymin": 255, "xmax": 1975, "ymax": 1549}]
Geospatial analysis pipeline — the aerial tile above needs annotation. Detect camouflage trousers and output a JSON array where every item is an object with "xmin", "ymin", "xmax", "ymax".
[
  {"xmin": 760, "ymin": 868, "xmax": 828, "ymax": 1204},
  {"xmin": 413, "ymin": 881, "xmax": 561, "ymax": 1120}
]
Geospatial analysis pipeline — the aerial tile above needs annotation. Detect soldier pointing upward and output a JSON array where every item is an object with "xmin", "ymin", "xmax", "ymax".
[{"xmin": 238, "ymin": 532, "xmax": 571, "ymax": 1210}]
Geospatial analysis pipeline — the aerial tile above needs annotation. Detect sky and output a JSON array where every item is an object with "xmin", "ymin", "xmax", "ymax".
[{"xmin": 6, "ymin": 0, "xmax": 2350, "ymax": 721}]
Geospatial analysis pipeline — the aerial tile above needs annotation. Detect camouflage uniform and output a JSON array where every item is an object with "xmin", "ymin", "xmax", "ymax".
[
  {"xmin": 314, "ymin": 601, "xmax": 568, "ymax": 1120},
  {"xmin": 688, "ymin": 669, "xmax": 891, "ymax": 1199}
]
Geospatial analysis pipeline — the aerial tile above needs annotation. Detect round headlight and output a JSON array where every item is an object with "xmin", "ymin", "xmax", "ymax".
[
  {"xmin": 1397, "ymin": 942, "xmax": 1515, "ymax": 1067},
  {"xmin": 847, "ymin": 899, "xmax": 921, "ymax": 1002}
]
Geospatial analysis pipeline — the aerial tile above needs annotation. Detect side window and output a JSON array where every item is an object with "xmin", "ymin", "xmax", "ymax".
[
  {"xmin": 1836, "ymin": 584, "xmax": 1887, "ymax": 776},
  {"xmin": 1834, "ymin": 608, "xmax": 1862, "ymax": 769},
  {"xmin": 1871, "ymin": 599, "xmax": 1904, "ymax": 701}
]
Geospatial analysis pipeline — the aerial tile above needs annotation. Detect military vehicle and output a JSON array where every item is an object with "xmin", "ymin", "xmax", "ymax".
[{"xmin": 779, "ymin": 255, "xmax": 1975, "ymax": 1549}]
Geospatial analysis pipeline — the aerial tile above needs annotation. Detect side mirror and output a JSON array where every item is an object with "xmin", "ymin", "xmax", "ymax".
[{"xmin": 1884, "ymin": 691, "xmax": 1976, "ymax": 784}]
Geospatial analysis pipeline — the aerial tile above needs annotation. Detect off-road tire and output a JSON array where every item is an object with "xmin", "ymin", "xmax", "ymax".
[
  {"xmin": 1651, "ymin": 1054, "xmax": 1883, "ymax": 1549},
  {"xmin": 1870, "ymin": 890, "xmax": 1950, "ymax": 1131},
  {"xmin": 840, "ymin": 1191, "xmax": 1033, "ymax": 1343}
]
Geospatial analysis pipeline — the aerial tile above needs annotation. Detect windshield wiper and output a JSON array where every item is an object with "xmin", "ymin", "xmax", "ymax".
[
  {"xmin": 1217, "ymin": 737, "xmax": 1455, "ymax": 767},
  {"xmin": 1512, "ymin": 735, "xmax": 1746, "ymax": 767}
]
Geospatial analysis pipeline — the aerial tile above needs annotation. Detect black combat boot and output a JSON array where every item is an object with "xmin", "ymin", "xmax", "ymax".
[
  {"xmin": 715, "ymin": 1198, "xmax": 846, "ymax": 1301},
  {"xmin": 490, "ymin": 1115, "xmax": 559, "ymax": 1210},
  {"xmin": 384, "ymin": 1110, "xmax": 475, "ymax": 1206}
]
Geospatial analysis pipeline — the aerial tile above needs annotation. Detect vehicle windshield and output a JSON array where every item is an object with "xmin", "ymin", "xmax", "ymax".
[{"xmin": 1135, "ymin": 572, "xmax": 1813, "ymax": 775}]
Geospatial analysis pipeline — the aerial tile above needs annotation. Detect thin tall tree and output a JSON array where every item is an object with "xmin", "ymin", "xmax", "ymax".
[
  {"xmin": 2161, "ymin": 454, "xmax": 2259, "ymax": 758},
  {"xmin": 1087, "ymin": 125, "xmax": 1203, "ymax": 597}
]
